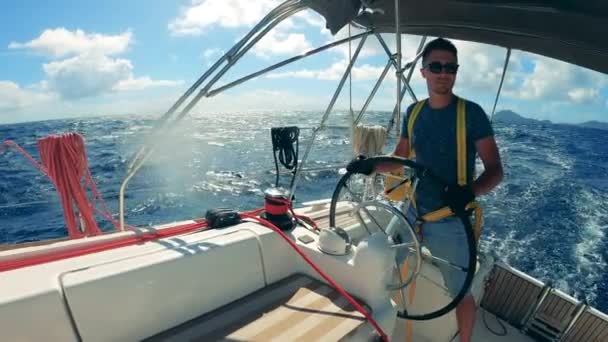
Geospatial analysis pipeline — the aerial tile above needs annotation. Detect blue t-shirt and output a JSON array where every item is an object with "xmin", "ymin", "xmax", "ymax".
[{"xmin": 401, "ymin": 96, "xmax": 494, "ymax": 214}]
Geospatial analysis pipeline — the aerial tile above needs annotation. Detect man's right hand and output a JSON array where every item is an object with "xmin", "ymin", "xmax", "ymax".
[
  {"xmin": 442, "ymin": 184, "xmax": 475, "ymax": 216},
  {"xmin": 346, "ymin": 155, "xmax": 375, "ymax": 175}
]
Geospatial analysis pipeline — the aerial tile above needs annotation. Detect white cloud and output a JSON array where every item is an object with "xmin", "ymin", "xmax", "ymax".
[
  {"xmin": 268, "ymin": 60, "xmax": 385, "ymax": 81},
  {"xmin": 568, "ymin": 88, "xmax": 600, "ymax": 102},
  {"xmin": 506, "ymin": 55, "xmax": 606, "ymax": 103},
  {"xmin": 168, "ymin": 0, "xmax": 280, "ymax": 36},
  {"xmin": 452, "ymin": 40, "xmax": 514, "ymax": 94},
  {"xmin": 43, "ymin": 53, "xmax": 133, "ymax": 99},
  {"xmin": 294, "ymin": 11, "xmax": 326, "ymax": 30},
  {"xmin": 202, "ymin": 47, "xmax": 222, "ymax": 59},
  {"xmin": 8, "ymin": 28, "xmax": 132, "ymax": 58},
  {"xmin": 7, "ymin": 28, "xmax": 181, "ymax": 101},
  {"xmin": 42, "ymin": 53, "xmax": 181, "ymax": 99},
  {"xmin": 170, "ymin": 0, "xmax": 314, "ymax": 59},
  {"xmin": 0, "ymin": 81, "xmax": 54, "ymax": 111},
  {"xmin": 113, "ymin": 77, "xmax": 184, "ymax": 91},
  {"xmin": 253, "ymin": 28, "xmax": 312, "ymax": 58}
]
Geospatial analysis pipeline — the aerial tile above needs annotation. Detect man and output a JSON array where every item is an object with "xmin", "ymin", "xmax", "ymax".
[{"xmin": 349, "ymin": 38, "xmax": 503, "ymax": 342}]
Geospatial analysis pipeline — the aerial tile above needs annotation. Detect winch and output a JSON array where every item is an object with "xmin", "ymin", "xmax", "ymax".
[{"xmin": 260, "ymin": 187, "xmax": 296, "ymax": 231}]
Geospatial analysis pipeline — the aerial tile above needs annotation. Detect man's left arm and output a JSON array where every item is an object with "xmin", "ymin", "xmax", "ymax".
[{"xmin": 472, "ymin": 136, "xmax": 503, "ymax": 196}]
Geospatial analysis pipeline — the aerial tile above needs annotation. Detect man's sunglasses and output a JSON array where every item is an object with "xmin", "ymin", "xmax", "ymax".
[{"xmin": 425, "ymin": 62, "xmax": 459, "ymax": 74}]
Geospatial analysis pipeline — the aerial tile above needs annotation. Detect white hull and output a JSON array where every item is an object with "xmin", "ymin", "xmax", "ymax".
[{"xmin": 1, "ymin": 201, "xmax": 606, "ymax": 341}]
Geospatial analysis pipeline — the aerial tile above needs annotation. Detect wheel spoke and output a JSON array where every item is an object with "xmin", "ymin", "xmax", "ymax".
[
  {"xmin": 417, "ymin": 270, "xmax": 450, "ymax": 292},
  {"xmin": 360, "ymin": 207, "xmax": 386, "ymax": 233},
  {"xmin": 423, "ymin": 253, "xmax": 468, "ymax": 272},
  {"xmin": 390, "ymin": 242, "xmax": 416, "ymax": 249},
  {"xmin": 354, "ymin": 211, "xmax": 373, "ymax": 235}
]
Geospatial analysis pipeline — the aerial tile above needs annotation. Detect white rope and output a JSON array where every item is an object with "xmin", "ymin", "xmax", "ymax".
[
  {"xmin": 352, "ymin": 124, "xmax": 388, "ymax": 157},
  {"xmin": 352, "ymin": 124, "xmax": 387, "ymax": 199}
]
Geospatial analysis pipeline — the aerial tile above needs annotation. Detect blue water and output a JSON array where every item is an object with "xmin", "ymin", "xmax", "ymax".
[{"xmin": 1, "ymin": 112, "xmax": 607, "ymax": 313}]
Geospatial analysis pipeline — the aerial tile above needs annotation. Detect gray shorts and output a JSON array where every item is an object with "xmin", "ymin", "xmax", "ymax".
[{"xmin": 404, "ymin": 205, "xmax": 471, "ymax": 298}]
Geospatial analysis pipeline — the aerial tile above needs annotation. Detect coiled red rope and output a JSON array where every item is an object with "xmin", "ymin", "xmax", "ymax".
[
  {"xmin": 2, "ymin": 134, "xmax": 123, "ymax": 238},
  {"xmin": 38, "ymin": 133, "xmax": 103, "ymax": 238}
]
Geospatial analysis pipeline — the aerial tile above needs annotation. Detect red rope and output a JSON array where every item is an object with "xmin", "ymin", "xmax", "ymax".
[
  {"xmin": 37, "ymin": 133, "xmax": 105, "ymax": 238},
  {"xmin": 0, "ymin": 221, "xmax": 207, "ymax": 272},
  {"xmin": 2, "ymin": 135, "xmax": 130, "ymax": 238},
  {"xmin": 241, "ymin": 213, "xmax": 389, "ymax": 341},
  {"xmin": 1, "ymin": 140, "xmax": 47, "ymax": 173}
]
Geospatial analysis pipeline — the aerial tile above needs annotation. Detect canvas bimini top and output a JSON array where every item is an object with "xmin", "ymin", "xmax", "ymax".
[{"xmin": 308, "ymin": 0, "xmax": 608, "ymax": 74}]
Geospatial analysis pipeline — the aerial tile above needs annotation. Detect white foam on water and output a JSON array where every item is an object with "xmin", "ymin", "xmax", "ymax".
[
  {"xmin": 482, "ymin": 228, "xmax": 531, "ymax": 266},
  {"xmin": 205, "ymin": 171, "xmax": 243, "ymax": 179},
  {"xmin": 573, "ymin": 188, "xmax": 608, "ymax": 303},
  {"xmin": 546, "ymin": 151, "xmax": 574, "ymax": 171},
  {"xmin": 555, "ymin": 278, "xmax": 573, "ymax": 296}
]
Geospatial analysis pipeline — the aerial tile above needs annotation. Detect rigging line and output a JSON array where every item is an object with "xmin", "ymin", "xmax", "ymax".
[
  {"xmin": 349, "ymin": 24, "xmax": 354, "ymax": 123},
  {"xmin": 394, "ymin": 0, "xmax": 403, "ymax": 140},
  {"xmin": 491, "ymin": 48, "xmax": 511, "ymax": 123}
]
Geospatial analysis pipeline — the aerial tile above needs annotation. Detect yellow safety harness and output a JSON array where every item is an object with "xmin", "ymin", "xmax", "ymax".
[{"xmin": 384, "ymin": 97, "xmax": 483, "ymax": 241}]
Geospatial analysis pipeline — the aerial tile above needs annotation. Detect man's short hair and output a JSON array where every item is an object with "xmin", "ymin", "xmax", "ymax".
[{"xmin": 422, "ymin": 38, "xmax": 458, "ymax": 64}]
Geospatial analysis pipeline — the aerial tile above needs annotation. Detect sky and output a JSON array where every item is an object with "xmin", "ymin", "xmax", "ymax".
[{"xmin": 0, "ymin": 0, "xmax": 607, "ymax": 125}]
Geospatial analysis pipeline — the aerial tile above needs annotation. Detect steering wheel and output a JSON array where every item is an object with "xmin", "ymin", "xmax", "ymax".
[{"xmin": 329, "ymin": 156, "xmax": 477, "ymax": 321}]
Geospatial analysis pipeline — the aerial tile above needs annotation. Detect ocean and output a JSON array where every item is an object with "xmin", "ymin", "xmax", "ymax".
[{"xmin": 1, "ymin": 111, "xmax": 607, "ymax": 313}]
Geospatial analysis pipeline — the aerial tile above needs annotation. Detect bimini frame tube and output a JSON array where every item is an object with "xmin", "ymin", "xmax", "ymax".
[
  {"xmin": 127, "ymin": 0, "xmax": 300, "ymax": 172},
  {"xmin": 125, "ymin": 0, "xmax": 304, "ymax": 177},
  {"xmin": 289, "ymin": 34, "xmax": 369, "ymax": 198},
  {"xmin": 119, "ymin": 0, "xmax": 307, "ymax": 230},
  {"xmin": 491, "ymin": 48, "xmax": 511, "ymax": 122},
  {"xmin": 207, "ymin": 31, "xmax": 371, "ymax": 97}
]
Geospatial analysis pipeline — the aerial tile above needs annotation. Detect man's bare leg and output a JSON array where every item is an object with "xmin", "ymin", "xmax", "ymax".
[{"xmin": 456, "ymin": 295, "xmax": 476, "ymax": 342}]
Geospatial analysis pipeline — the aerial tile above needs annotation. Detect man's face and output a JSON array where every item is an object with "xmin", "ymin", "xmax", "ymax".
[{"xmin": 420, "ymin": 49, "xmax": 458, "ymax": 95}]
